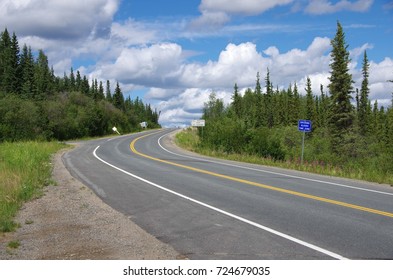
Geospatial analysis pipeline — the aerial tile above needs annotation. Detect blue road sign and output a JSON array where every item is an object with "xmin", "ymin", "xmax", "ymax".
[{"xmin": 298, "ymin": 120, "xmax": 312, "ymax": 132}]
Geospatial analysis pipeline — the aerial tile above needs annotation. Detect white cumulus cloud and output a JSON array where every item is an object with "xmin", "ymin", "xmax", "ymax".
[
  {"xmin": 305, "ymin": 0, "xmax": 373, "ymax": 15},
  {"xmin": 199, "ymin": 0, "xmax": 294, "ymax": 15},
  {"xmin": 190, "ymin": 0, "xmax": 293, "ymax": 29},
  {"xmin": 0, "ymin": 0, "xmax": 120, "ymax": 39},
  {"xmin": 100, "ymin": 43, "xmax": 183, "ymax": 87}
]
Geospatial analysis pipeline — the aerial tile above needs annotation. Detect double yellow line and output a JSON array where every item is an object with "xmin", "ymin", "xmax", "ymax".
[{"xmin": 130, "ymin": 133, "xmax": 393, "ymax": 219}]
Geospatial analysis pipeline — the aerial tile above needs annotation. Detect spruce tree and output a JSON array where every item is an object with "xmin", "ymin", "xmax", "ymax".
[
  {"xmin": 293, "ymin": 82, "xmax": 300, "ymax": 123},
  {"xmin": 69, "ymin": 67, "xmax": 76, "ymax": 91},
  {"xmin": 255, "ymin": 72, "xmax": 264, "ymax": 127},
  {"xmin": 75, "ymin": 70, "xmax": 82, "ymax": 91},
  {"xmin": 33, "ymin": 49, "xmax": 51, "ymax": 99},
  {"xmin": 113, "ymin": 81, "xmax": 125, "ymax": 110},
  {"xmin": 328, "ymin": 22, "xmax": 354, "ymax": 152},
  {"xmin": 265, "ymin": 69, "xmax": 274, "ymax": 128},
  {"xmin": 232, "ymin": 83, "xmax": 242, "ymax": 118},
  {"xmin": 81, "ymin": 75, "xmax": 90, "ymax": 95},
  {"xmin": 98, "ymin": 81, "xmax": 105, "ymax": 100},
  {"xmin": 305, "ymin": 77, "xmax": 314, "ymax": 121},
  {"xmin": 0, "ymin": 28, "xmax": 14, "ymax": 93},
  {"xmin": 358, "ymin": 51, "xmax": 370, "ymax": 136},
  {"xmin": 20, "ymin": 45, "xmax": 35, "ymax": 97},
  {"xmin": 389, "ymin": 78, "xmax": 393, "ymax": 107},
  {"xmin": 10, "ymin": 32, "xmax": 20, "ymax": 93},
  {"xmin": 318, "ymin": 85, "xmax": 325, "ymax": 128},
  {"xmin": 287, "ymin": 83, "xmax": 295, "ymax": 124},
  {"xmin": 105, "ymin": 80, "xmax": 112, "ymax": 101},
  {"xmin": 63, "ymin": 72, "xmax": 70, "ymax": 91}
]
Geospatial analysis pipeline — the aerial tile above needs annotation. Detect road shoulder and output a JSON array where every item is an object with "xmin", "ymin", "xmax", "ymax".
[{"xmin": 0, "ymin": 147, "xmax": 182, "ymax": 260}]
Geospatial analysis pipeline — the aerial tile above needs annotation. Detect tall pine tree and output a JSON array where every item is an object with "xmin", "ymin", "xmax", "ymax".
[
  {"xmin": 232, "ymin": 83, "xmax": 242, "ymax": 118},
  {"xmin": 358, "ymin": 51, "xmax": 370, "ymax": 136},
  {"xmin": 0, "ymin": 29, "xmax": 15, "ymax": 93},
  {"xmin": 328, "ymin": 21, "xmax": 354, "ymax": 152},
  {"xmin": 305, "ymin": 77, "xmax": 315, "ymax": 122},
  {"xmin": 265, "ymin": 69, "xmax": 274, "ymax": 128},
  {"xmin": 112, "ymin": 81, "xmax": 125, "ymax": 110},
  {"xmin": 20, "ymin": 45, "xmax": 35, "ymax": 97}
]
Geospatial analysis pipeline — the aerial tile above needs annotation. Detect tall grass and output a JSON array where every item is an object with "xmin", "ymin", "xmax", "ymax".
[
  {"xmin": 175, "ymin": 128, "xmax": 393, "ymax": 186},
  {"xmin": 0, "ymin": 141, "xmax": 66, "ymax": 232}
]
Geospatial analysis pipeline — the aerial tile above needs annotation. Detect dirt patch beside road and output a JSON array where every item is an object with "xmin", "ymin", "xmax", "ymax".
[{"xmin": 0, "ymin": 147, "xmax": 182, "ymax": 260}]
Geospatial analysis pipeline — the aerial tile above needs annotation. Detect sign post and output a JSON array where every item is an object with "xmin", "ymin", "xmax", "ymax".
[
  {"xmin": 191, "ymin": 119, "xmax": 205, "ymax": 138},
  {"xmin": 191, "ymin": 120, "xmax": 205, "ymax": 127},
  {"xmin": 140, "ymin": 122, "xmax": 148, "ymax": 129},
  {"xmin": 298, "ymin": 120, "xmax": 312, "ymax": 165},
  {"xmin": 112, "ymin": 126, "xmax": 120, "ymax": 135}
]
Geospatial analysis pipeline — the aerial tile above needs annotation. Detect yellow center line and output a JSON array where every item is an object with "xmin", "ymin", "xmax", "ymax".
[{"xmin": 130, "ymin": 132, "xmax": 393, "ymax": 218}]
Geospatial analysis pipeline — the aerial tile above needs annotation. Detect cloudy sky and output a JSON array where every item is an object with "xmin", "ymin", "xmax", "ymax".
[{"xmin": 1, "ymin": 0, "xmax": 392, "ymax": 126}]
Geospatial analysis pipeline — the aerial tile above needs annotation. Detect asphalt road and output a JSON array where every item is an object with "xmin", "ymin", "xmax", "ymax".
[{"xmin": 63, "ymin": 129, "xmax": 393, "ymax": 259}]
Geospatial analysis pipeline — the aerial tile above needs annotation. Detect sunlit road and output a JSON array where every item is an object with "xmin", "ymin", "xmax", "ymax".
[{"xmin": 63, "ymin": 129, "xmax": 393, "ymax": 259}]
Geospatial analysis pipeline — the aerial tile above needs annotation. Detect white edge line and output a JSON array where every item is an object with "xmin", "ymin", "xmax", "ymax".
[
  {"xmin": 158, "ymin": 133, "xmax": 393, "ymax": 197},
  {"xmin": 93, "ymin": 145, "xmax": 348, "ymax": 260}
]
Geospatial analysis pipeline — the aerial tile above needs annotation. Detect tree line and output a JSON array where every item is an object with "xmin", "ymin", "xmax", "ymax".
[
  {"xmin": 200, "ymin": 22, "xmax": 393, "ymax": 181},
  {"xmin": 0, "ymin": 28, "xmax": 160, "ymax": 141}
]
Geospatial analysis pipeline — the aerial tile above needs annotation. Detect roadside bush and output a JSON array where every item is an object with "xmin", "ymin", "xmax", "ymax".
[{"xmin": 0, "ymin": 95, "xmax": 42, "ymax": 141}]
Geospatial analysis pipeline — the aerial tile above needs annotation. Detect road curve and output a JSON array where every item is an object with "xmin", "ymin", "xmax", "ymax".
[{"xmin": 63, "ymin": 129, "xmax": 393, "ymax": 259}]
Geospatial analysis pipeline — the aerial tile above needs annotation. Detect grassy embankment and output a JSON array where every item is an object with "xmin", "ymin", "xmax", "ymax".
[
  {"xmin": 175, "ymin": 128, "xmax": 393, "ymax": 186},
  {"xmin": 0, "ymin": 141, "xmax": 66, "ymax": 233}
]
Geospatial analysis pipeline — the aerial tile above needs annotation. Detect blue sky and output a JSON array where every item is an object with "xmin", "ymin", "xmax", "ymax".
[{"xmin": 1, "ymin": 0, "xmax": 392, "ymax": 126}]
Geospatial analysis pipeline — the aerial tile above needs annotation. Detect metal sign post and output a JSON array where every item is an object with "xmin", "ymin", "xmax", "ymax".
[
  {"xmin": 298, "ymin": 120, "xmax": 312, "ymax": 165},
  {"xmin": 112, "ymin": 126, "xmax": 120, "ymax": 135},
  {"xmin": 191, "ymin": 119, "xmax": 205, "ymax": 138}
]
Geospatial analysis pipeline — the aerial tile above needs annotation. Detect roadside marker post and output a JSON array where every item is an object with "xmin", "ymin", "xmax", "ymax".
[
  {"xmin": 140, "ymin": 122, "xmax": 148, "ymax": 129},
  {"xmin": 112, "ymin": 126, "xmax": 120, "ymax": 135},
  {"xmin": 298, "ymin": 120, "xmax": 312, "ymax": 165},
  {"xmin": 191, "ymin": 119, "xmax": 205, "ymax": 138}
]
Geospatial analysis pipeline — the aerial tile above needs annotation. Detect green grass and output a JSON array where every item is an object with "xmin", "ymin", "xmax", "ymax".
[
  {"xmin": 7, "ymin": 240, "xmax": 20, "ymax": 249},
  {"xmin": 0, "ymin": 141, "xmax": 67, "ymax": 232},
  {"xmin": 175, "ymin": 128, "xmax": 393, "ymax": 186}
]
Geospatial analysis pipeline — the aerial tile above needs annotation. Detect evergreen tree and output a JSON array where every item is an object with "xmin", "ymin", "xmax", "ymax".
[
  {"xmin": 293, "ymin": 82, "xmax": 300, "ymax": 124},
  {"xmin": 63, "ymin": 72, "xmax": 70, "ymax": 91},
  {"xmin": 10, "ymin": 32, "xmax": 20, "ymax": 93},
  {"xmin": 33, "ymin": 49, "xmax": 51, "ymax": 99},
  {"xmin": 305, "ymin": 77, "xmax": 314, "ymax": 121},
  {"xmin": 75, "ymin": 70, "xmax": 82, "ymax": 91},
  {"xmin": 20, "ymin": 45, "xmax": 35, "ymax": 97},
  {"xmin": 242, "ymin": 88, "xmax": 256, "ymax": 128},
  {"xmin": 69, "ymin": 67, "xmax": 76, "ymax": 91},
  {"xmin": 389, "ymin": 78, "xmax": 393, "ymax": 107},
  {"xmin": 255, "ymin": 72, "xmax": 264, "ymax": 127},
  {"xmin": 105, "ymin": 80, "xmax": 112, "ymax": 101},
  {"xmin": 387, "ymin": 105, "xmax": 393, "ymax": 156},
  {"xmin": 286, "ymin": 83, "xmax": 295, "ymax": 125},
  {"xmin": 81, "ymin": 75, "xmax": 90, "ymax": 95},
  {"xmin": 0, "ymin": 28, "xmax": 15, "ymax": 93},
  {"xmin": 318, "ymin": 84, "xmax": 329, "ymax": 128},
  {"xmin": 90, "ymin": 78, "xmax": 96, "ymax": 97},
  {"xmin": 328, "ymin": 22, "xmax": 354, "ymax": 152},
  {"xmin": 232, "ymin": 83, "xmax": 242, "ymax": 118},
  {"xmin": 265, "ymin": 69, "xmax": 274, "ymax": 128},
  {"xmin": 358, "ymin": 51, "xmax": 370, "ymax": 136},
  {"xmin": 112, "ymin": 81, "xmax": 125, "ymax": 110},
  {"xmin": 98, "ymin": 81, "xmax": 105, "ymax": 100}
]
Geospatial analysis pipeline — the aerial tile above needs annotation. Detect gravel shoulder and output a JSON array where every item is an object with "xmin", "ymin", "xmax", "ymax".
[{"xmin": 0, "ymin": 145, "xmax": 182, "ymax": 260}]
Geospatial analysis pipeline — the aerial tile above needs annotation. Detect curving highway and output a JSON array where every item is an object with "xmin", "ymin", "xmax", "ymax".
[{"xmin": 63, "ymin": 129, "xmax": 393, "ymax": 260}]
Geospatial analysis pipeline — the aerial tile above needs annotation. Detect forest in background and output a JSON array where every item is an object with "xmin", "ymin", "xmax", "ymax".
[
  {"xmin": 0, "ymin": 28, "xmax": 160, "ymax": 142},
  {"xmin": 196, "ymin": 22, "xmax": 393, "ymax": 184}
]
